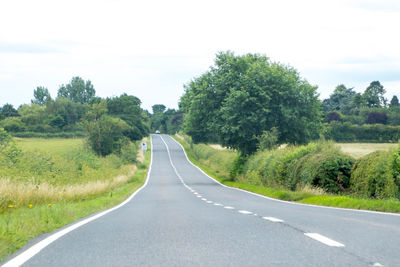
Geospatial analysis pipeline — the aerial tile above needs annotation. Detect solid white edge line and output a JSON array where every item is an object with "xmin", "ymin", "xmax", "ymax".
[
  {"xmin": 2, "ymin": 136, "xmax": 155, "ymax": 267},
  {"xmin": 304, "ymin": 233, "xmax": 345, "ymax": 247},
  {"xmin": 168, "ymin": 135, "xmax": 400, "ymax": 217}
]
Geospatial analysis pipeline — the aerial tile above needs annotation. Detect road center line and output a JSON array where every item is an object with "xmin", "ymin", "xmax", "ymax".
[
  {"xmin": 304, "ymin": 233, "xmax": 345, "ymax": 247},
  {"xmin": 238, "ymin": 210, "xmax": 253, "ymax": 215},
  {"xmin": 262, "ymin": 217, "xmax": 284, "ymax": 223},
  {"xmin": 224, "ymin": 206, "xmax": 235, "ymax": 209}
]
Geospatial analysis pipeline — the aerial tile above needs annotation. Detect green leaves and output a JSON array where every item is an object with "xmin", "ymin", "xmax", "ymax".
[{"xmin": 181, "ymin": 51, "xmax": 322, "ymax": 155}]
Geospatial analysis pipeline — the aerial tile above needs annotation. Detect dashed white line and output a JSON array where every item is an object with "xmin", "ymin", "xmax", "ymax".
[
  {"xmin": 201, "ymin": 198, "xmax": 207, "ymax": 201},
  {"xmin": 206, "ymin": 201, "xmax": 213, "ymax": 204},
  {"xmin": 238, "ymin": 210, "xmax": 253, "ymax": 215},
  {"xmin": 304, "ymin": 233, "xmax": 345, "ymax": 247},
  {"xmin": 224, "ymin": 206, "xmax": 235, "ymax": 210},
  {"xmin": 214, "ymin": 203, "xmax": 223, "ymax": 206},
  {"xmin": 196, "ymin": 195, "xmax": 202, "ymax": 198},
  {"xmin": 262, "ymin": 217, "xmax": 284, "ymax": 223}
]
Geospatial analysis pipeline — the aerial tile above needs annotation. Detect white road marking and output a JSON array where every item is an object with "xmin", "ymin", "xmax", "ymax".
[
  {"xmin": 262, "ymin": 217, "xmax": 284, "ymax": 223},
  {"xmin": 197, "ymin": 195, "xmax": 202, "ymax": 198},
  {"xmin": 206, "ymin": 201, "xmax": 213, "ymax": 204},
  {"xmin": 193, "ymin": 192, "xmax": 198, "ymax": 195},
  {"xmin": 373, "ymin": 263, "xmax": 384, "ymax": 267},
  {"xmin": 214, "ymin": 203, "xmax": 223, "ymax": 206},
  {"xmin": 224, "ymin": 206, "xmax": 235, "ymax": 209},
  {"xmin": 201, "ymin": 198, "xmax": 207, "ymax": 201},
  {"xmin": 238, "ymin": 210, "xmax": 253, "ymax": 215},
  {"xmin": 3, "ymin": 138, "xmax": 155, "ymax": 267},
  {"xmin": 304, "ymin": 233, "xmax": 345, "ymax": 247},
  {"xmin": 171, "ymin": 136, "xmax": 400, "ymax": 217}
]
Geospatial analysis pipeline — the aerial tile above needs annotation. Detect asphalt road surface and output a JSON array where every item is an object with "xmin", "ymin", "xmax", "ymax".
[{"xmin": 4, "ymin": 134, "xmax": 400, "ymax": 266}]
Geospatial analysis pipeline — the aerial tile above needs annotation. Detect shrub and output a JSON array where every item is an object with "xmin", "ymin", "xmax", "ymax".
[
  {"xmin": 0, "ymin": 117, "xmax": 26, "ymax": 132},
  {"xmin": 0, "ymin": 128, "xmax": 22, "ymax": 165},
  {"xmin": 296, "ymin": 150, "xmax": 354, "ymax": 193},
  {"xmin": 366, "ymin": 112, "xmax": 388, "ymax": 124},
  {"xmin": 257, "ymin": 127, "xmax": 279, "ymax": 150},
  {"xmin": 327, "ymin": 111, "xmax": 342, "ymax": 123},
  {"xmin": 350, "ymin": 151, "xmax": 398, "ymax": 199}
]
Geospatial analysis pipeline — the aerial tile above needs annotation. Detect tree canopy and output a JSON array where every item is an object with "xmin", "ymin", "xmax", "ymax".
[
  {"xmin": 32, "ymin": 86, "xmax": 51, "ymax": 106},
  {"xmin": 181, "ymin": 51, "xmax": 322, "ymax": 155},
  {"xmin": 58, "ymin": 76, "xmax": 96, "ymax": 104}
]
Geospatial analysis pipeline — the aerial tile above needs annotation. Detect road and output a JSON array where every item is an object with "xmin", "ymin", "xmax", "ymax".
[{"xmin": 3, "ymin": 134, "xmax": 400, "ymax": 266}]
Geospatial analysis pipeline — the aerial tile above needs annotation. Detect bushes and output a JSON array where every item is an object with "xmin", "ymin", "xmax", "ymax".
[
  {"xmin": 240, "ymin": 141, "xmax": 354, "ymax": 193},
  {"xmin": 351, "ymin": 151, "xmax": 398, "ymax": 199},
  {"xmin": 295, "ymin": 151, "xmax": 354, "ymax": 193}
]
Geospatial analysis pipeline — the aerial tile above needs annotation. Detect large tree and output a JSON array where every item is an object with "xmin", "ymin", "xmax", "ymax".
[
  {"xmin": 58, "ymin": 76, "xmax": 96, "ymax": 104},
  {"xmin": 181, "ymin": 51, "xmax": 322, "ymax": 155}
]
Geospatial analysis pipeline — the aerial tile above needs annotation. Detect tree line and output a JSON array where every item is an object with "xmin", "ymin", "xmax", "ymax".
[{"xmin": 0, "ymin": 77, "xmax": 150, "ymax": 156}]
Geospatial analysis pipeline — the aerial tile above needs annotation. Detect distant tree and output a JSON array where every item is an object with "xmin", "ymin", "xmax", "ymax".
[
  {"xmin": 152, "ymin": 104, "xmax": 166, "ymax": 114},
  {"xmin": 106, "ymin": 94, "xmax": 149, "ymax": 141},
  {"xmin": 18, "ymin": 104, "xmax": 46, "ymax": 125},
  {"xmin": 324, "ymin": 84, "xmax": 356, "ymax": 113},
  {"xmin": 366, "ymin": 112, "xmax": 388, "ymax": 124},
  {"xmin": 363, "ymin": 81, "xmax": 386, "ymax": 108},
  {"xmin": 84, "ymin": 101, "xmax": 130, "ymax": 157},
  {"xmin": 352, "ymin": 93, "xmax": 364, "ymax": 109},
  {"xmin": 58, "ymin": 76, "xmax": 96, "ymax": 104},
  {"xmin": 32, "ymin": 86, "xmax": 51, "ymax": 105},
  {"xmin": 390, "ymin": 95, "xmax": 399, "ymax": 108},
  {"xmin": 46, "ymin": 97, "xmax": 87, "ymax": 128},
  {"xmin": 1, "ymin": 104, "xmax": 19, "ymax": 117}
]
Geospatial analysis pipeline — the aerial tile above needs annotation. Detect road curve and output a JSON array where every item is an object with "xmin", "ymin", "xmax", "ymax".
[{"xmin": 3, "ymin": 134, "xmax": 400, "ymax": 266}]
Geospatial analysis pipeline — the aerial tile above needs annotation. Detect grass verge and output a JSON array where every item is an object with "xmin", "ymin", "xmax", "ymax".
[
  {"xmin": 173, "ymin": 135, "xmax": 400, "ymax": 214},
  {"xmin": 0, "ymin": 139, "xmax": 151, "ymax": 263}
]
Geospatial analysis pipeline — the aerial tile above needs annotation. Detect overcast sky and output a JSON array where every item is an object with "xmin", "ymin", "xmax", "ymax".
[{"xmin": 1, "ymin": 0, "xmax": 399, "ymax": 111}]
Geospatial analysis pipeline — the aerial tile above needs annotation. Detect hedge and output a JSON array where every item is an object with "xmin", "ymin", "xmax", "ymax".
[{"xmin": 325, "ymin": 122, "xmax": 400, "ymax": 143}]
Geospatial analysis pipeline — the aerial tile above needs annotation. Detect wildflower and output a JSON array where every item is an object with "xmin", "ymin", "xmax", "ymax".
[
  {"xmin": 48, "ymin": 204, "xmax": 52, "ymax": 207},
  {"xmin": 29, "ymin": 204, "xmax": 33, "ymax": 208},
  {"xmin": 8, "ymin": 205, "xmax": 13, "ymax": 208}
]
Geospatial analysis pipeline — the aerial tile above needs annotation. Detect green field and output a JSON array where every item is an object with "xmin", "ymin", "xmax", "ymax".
[{"xmin": 0, "ymin": 137, "xmax": 151, "ymax": 262}]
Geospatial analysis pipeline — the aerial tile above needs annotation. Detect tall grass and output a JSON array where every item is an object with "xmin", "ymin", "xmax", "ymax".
[
  {"xmin": 0, "ymin": 137, "xmax": 150, "ymax": 262},
  {"xmin": 0, "ymin": 138, "xmax": 140, "ymax": 212}
]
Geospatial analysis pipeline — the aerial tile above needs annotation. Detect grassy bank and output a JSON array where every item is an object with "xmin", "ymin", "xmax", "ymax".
[
  {"xmin": 0, "ymin": 138, "xmax": 151, "ymax": 262},
  {"xmin": 174, "ymin": 134, "xmax": 400, "ymax": 214}
]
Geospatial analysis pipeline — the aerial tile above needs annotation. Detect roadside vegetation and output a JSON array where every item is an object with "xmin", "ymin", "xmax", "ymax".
[
  {"xmin": 175, "ymin": 134, "xmax": 400, "ymax": 213},
  {"xmin": 0, "ymin": 131, "xmax": 151, "ymax": 262}
]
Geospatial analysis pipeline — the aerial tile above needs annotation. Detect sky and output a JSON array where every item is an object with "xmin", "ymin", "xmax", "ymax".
[{"xmin": 1, "ymin": 0, "xmax": 399, "ymax": 111}]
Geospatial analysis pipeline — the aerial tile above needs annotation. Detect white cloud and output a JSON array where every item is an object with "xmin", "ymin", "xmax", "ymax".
[{"xmin": 0, "ymin": 0, "xmax": 399, "ymax": 110}]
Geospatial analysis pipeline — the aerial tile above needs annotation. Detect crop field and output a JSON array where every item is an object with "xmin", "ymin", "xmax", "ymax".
[{"xmin": 336, "ymin": 143, "xmax": 398, "ymax": 158}]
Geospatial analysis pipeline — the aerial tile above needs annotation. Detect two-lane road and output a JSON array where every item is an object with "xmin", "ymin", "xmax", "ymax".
[{"xmin": 4, "ymin": 134, "xmax": 400, "ymax": 266}]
